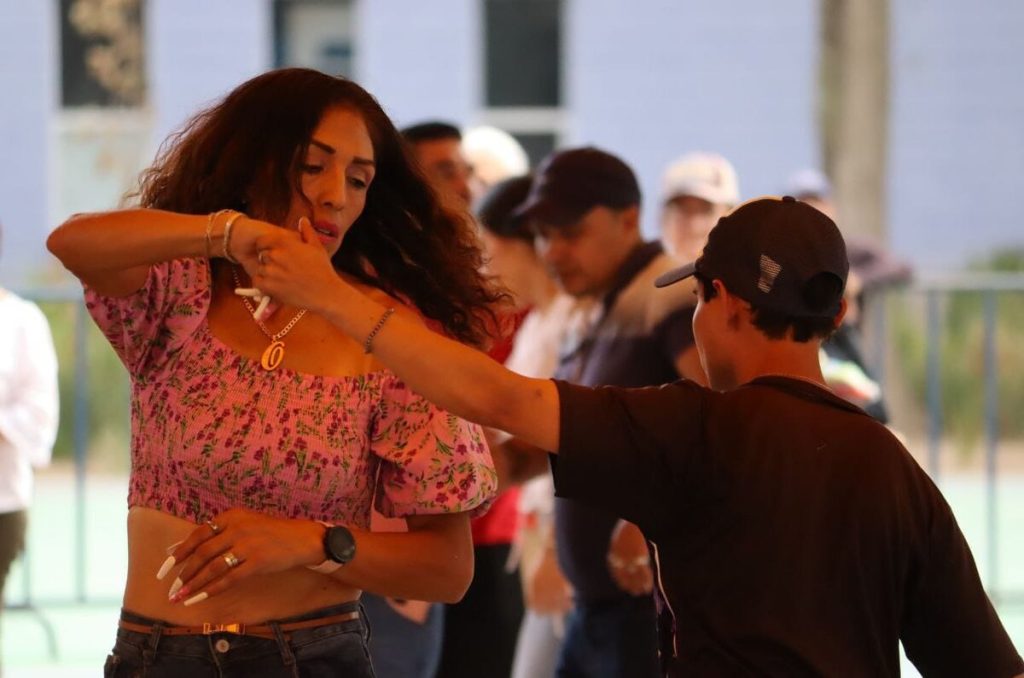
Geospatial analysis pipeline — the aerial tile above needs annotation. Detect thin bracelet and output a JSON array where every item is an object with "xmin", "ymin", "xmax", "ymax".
[
  {"xmin": 221, "ymin": 211, "xmax": 244, "ymax": 264},
  {"xmin": 207, "ymin": 209, "xmax": 231, "ymax": 259},
  {"xmin": 363, "ymin": 307, "xmax": 396, "ymax": 354},
  {"xmin": 204, "ymin": 211, "xmax": 217, "ymax": 259}
]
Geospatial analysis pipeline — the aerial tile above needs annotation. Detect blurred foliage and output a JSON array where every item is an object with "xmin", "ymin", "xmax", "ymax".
[
  {"xmin": 37, "ymin": 299, "xmax": 130, "ymax": 472},
  {"xmin": 892, "ymin": 248, "xmax": 1024, "ymax": 454}
]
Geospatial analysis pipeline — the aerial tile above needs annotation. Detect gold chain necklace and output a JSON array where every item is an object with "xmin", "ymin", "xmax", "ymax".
[{"xmin": 231, "ymin": 268, "xmax": 307, "ymax": 371}]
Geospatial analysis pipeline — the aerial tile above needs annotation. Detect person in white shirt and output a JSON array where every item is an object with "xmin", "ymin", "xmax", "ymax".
[
  {"xmin": 474, "ymin": 175, "xmax": 582, "ymax": 678},
  {"xmin": 0, "ymin": 228, "xmax": 59, "ymax": 643}
]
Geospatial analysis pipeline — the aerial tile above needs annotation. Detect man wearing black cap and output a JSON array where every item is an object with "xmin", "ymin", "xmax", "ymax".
[
  {"xmin": 259, "ymin": 194, "xmax": 1024, "ymax": 676},
  {"xmin": 543, "ymin": 197, "xmax": 1022, "ymax": 675},
  {"xmin": 509, "ymin": 146, "xmax": 704, "ymax": 677}
]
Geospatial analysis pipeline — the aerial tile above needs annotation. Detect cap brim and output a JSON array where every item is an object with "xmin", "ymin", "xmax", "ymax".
[
  {"xmin": 654, "ymin": 261, "xmax": 697, "ymax": 288},
  {"xmin": 663, "ymin": 182, "xmax": 737, "ymax": 207},
  {"xmin": 512, "ymin": 195, "xmax": 587, "ymax": 226}
]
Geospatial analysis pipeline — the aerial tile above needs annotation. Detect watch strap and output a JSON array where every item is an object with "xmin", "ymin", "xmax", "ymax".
[{"xmin": 308, "ymin": 520, "xmax": 344, "ymax": 574}]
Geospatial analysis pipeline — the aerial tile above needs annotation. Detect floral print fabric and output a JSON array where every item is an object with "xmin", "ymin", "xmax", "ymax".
[{"xmin": 84, "ymin": 257, "xmax": 495, "ymax": 529}]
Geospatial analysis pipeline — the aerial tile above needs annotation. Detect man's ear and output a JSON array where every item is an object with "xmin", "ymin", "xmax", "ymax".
[
  {"xmin": 834, "ymin": 296, "xmax": 848, "ymax": 329},
  {"xmin": 619, "ymin": 205, "xmax": 641, "ymax": 235},
  {"xmin": 715, "ymin": 279, "xmax": 747, "ymax": 330}
]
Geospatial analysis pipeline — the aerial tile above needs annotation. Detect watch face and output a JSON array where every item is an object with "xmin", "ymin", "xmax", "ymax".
[{"xmin": 325, "ymin": 526, "xmax": 356, "ymax": 564}]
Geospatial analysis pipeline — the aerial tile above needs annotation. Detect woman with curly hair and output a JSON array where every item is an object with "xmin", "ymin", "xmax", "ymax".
[{"xmin": 48, "ymin": 68, "xmax": 499, "ymax": 677}]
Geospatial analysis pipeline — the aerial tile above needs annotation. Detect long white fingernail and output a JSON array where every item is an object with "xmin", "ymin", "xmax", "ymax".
[
  {"xmin": 165, "ymin": 540, "xmax": 183, "ymax": 555},
  {"xmin": 156, "ymin": 556, "xmax": 176, "ymax": 581},
  {"xmin": 183, "ymin": 592, "xmax": 208, "ymax": 607},
  {"xmin": 167, "ymin": 577, "xmax": 183, "ymax": 599},
  {"xmin": 234, "ymin": 287, "xmax": 261, "ymax": 297}
]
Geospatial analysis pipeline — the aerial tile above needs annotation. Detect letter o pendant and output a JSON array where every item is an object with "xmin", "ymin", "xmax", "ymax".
[{"xmin": 261, "ymin": 341, "xmax": 286, "ymax": 371}]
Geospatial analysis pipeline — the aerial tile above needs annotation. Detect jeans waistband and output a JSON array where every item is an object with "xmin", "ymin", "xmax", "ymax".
[
  {"xmin": 119, "ymin": 601, "xmax": 360, "ymax": 640},
  {"xmin": 119, "ymin": 599, "xmax": 361, "ymax": 633},
  {"xmin": 112, "ymin": 600, "xmax": 370, "ymax": 675}
]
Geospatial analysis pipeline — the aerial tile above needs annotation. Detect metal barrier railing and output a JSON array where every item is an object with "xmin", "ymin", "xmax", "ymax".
[
  {"xmin": 6, "ymin": 289, "xmax": 94, "ymax": 658},
  {"xmin": 16, "ymin": 289, "xmax": 106, "ymax": 605},
  {"xmin": 864, "ymin": 273, "xmax": 1024, "ymax": 607},
  {"xmin": 6, "ymin": 277, "xmax": 1024, "ymax": 659}
]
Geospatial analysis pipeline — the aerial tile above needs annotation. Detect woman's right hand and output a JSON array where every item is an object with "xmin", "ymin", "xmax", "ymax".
[{"xmin": 161, "ymin": 508, "xmax": 325, "ymax": 607}]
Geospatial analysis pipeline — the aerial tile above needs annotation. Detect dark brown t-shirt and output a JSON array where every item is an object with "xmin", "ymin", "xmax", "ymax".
[
  {"xmin": 553, "ymin": 241, "xmax": 696, "ymax": 602},
  {"xmin": 551, "ymin": 376, "xmax": 1023, "ymax": 677}
]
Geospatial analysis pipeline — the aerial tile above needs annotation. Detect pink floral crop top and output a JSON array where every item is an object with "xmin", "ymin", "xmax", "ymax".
[{"xmin": 84, "ymin": 257, "xmax": 496, "ymax": 529}]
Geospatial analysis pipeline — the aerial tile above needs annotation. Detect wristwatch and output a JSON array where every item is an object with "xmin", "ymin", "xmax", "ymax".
[{"xmin": 308, "ymin": 522, "xmax": 356, "ymax": 574}]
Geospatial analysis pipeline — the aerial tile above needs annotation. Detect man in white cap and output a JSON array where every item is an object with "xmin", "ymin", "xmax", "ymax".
[
  {"xmin": 659, "ymin": 152, "xmax": 739, "ymax": 262},
  {"xmin": 462, "ymin": 125, "xmax": 530, "ymax": 201}
]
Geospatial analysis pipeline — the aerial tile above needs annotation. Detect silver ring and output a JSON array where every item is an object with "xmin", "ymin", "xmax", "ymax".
[
  {"xmin": 223, "ymin": 551, "xmax": 240, "ymax": 568},
  {"xmin": 258, "ymin": 250, "xmax": 267, "ymax": 265},
  {"xmin": 206, "ymin": 520, "xmax": 221, "ymax": 535}
]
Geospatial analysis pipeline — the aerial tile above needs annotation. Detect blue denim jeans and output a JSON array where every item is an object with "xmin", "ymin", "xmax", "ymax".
[
  {"xmin": 104, "ymin": 601, "xmax": 373, "ymax": 677},
  {"xmin": 360, "ymin": 593, "xmax": 443, "ymax": 678},
  {"xmin": 556, "ymin": 595, "xmax": 660, "ymax": 678}
]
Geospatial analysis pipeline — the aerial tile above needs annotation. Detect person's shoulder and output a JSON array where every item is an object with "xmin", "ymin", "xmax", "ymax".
[
  {"xmin": 646, "ymin": 378, "xmax": 711, "ymax": 409},
  {"xmin": 345, "ymin": 277, "xmax": 426, "ymax": 326},
  {"xmin": 649, "ymin": 253, "xmax": 697, "ymax": 318},
  {"xmin": 0, "ymin": 289, "xmax": 47, "ymax": 324},
  {"xmin": 618, "ymin": 251, "xmax": 697, "ymax": 332}
]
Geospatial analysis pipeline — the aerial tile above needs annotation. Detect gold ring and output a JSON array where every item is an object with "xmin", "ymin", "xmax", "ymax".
[
  {"xmin": 223, "ymin": 552, "xmax": 240, "ymax": 568},
  {"xmin": 206, "ymin": 520, "xmax": 221, "ymax": 535}
]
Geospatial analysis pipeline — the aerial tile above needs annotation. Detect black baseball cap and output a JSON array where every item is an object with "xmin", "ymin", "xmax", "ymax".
[
  {"xmin": 513, "ymin": 147, "xmax": 641, "ymax": 226},
  {"xmin": 655, "ymin": 196, "xmax": 849, "ymax": 318}
]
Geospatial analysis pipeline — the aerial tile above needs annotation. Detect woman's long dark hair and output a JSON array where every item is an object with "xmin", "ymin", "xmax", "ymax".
[{"xmin": 132, "ymin": 68, "xmax": 503, "ymax": 347}]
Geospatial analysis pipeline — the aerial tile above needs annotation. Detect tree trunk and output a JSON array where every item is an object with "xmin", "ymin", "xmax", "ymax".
[{"xmin": 819, "ymin": 0, "xmax": 889, "ymax": 240}]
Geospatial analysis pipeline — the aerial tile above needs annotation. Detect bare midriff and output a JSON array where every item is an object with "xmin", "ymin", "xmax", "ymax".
[{"xmin": 123, "ymin": 507, "xmax": 359, "ymax": 625}]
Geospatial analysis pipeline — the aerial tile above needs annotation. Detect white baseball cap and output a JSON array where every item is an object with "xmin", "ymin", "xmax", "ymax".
[
  {"xmin": 462, "ymin": 126, "xmax": 530, "ymax": 188},
  {"xmin": 784, "ymin": 168, "xmax": 832, "ymax": 200},
  {"xmin": 661, "ymin": 152, "xmax": 740, "ymax": 206}
]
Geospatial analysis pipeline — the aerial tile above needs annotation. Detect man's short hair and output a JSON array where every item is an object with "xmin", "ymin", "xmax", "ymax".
[
  {"xmin": 401, "ymin": 121, "xmax": 462, "ymax": 145},
  {"xmin": 694, "ymin": 271, "xmax": 842, "ymax": 342}
]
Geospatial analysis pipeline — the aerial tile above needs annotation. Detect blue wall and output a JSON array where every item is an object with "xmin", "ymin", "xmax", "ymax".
[
  {"xmin": 358, "ymin": 0, "xmax": 480, "ymax": 129},
  {"xmin": 0, "ymin": 1, "xmax": 55, "ymax": 287},
  {"xmin": 566, "ymin": 0, "xmax": 819, "ymax": 240},
  {"xmin": 889, "ymin": 0, "xmax": 1024, "ymax": 268},
  {"xmin": 2, "ymin": 0, "xmax": 1022, "ymax": 287}
]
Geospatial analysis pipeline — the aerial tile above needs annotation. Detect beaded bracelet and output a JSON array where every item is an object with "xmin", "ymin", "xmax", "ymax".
[
  {"xmin": 221, "ymin": 211, "xmax": 244, "ymax": 264},
  {"xmin": 363, "ymin": 307, "xmax": 396, "ymax": 354}
]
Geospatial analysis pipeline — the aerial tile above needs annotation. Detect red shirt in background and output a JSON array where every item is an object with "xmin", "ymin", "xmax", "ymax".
[{"xmin": 470, "ymin": 307, "xmax": 530, "ymax": 546}]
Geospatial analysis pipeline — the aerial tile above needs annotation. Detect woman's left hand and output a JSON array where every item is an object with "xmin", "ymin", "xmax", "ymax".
[
  {"xmin": 161, "ymin": 508, "xmax": 324, "ymax": 606},
  {"xmin": 606, "ymin": 520, "xmax": 653, "ymax": 597},
  {"xmin": 243, "ymin": 217, "xmax": 341, "ymax": 315}
]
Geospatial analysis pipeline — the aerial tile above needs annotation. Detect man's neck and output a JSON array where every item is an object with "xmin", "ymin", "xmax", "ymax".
[
  {"xmin": 526, "ymin": 275, "xmax": 560, "ymax": 312},
  {"xmin": 589, "ymin": 237, "xmax": 649, "ymax": 300},
  {"xmin": 736, "ymin": 340, "xmax": 827, "ymax": 389}
]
